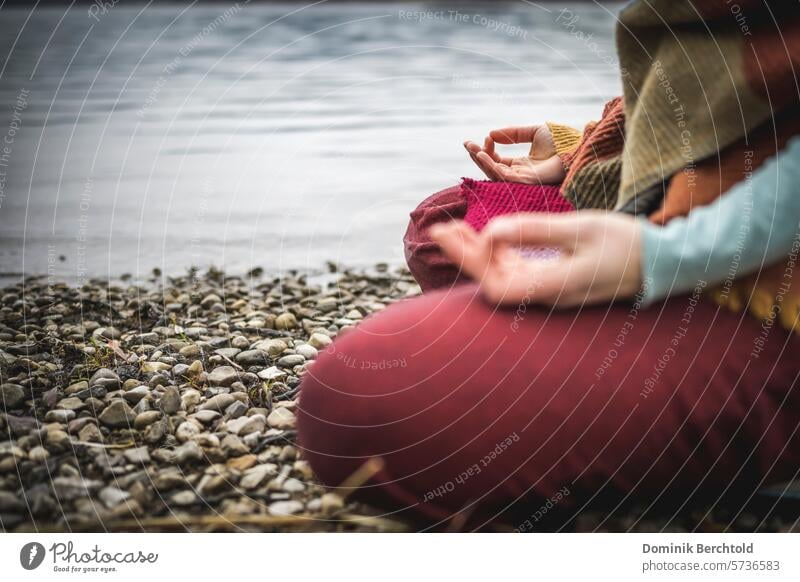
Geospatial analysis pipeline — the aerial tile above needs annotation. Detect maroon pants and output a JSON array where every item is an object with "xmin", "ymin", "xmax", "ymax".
[{"xmin": 297, "ymin": 188, "xmax": 800, "ymax": 529}]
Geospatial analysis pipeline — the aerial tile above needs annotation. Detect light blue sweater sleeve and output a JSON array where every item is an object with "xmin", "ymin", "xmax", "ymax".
[{"xmin": 640, "ymin": 136, "xmax": 800, "ymax": 304}]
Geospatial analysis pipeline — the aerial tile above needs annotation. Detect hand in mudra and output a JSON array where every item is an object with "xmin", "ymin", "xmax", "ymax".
[{"xmin": 464, "ymin": 126, "xmax": 566, "ymax": 185}]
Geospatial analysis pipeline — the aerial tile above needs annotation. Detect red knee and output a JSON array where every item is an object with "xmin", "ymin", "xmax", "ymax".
[{"xmin": 403, "ymin": 185, "xmax": 470, "ymax": 292}]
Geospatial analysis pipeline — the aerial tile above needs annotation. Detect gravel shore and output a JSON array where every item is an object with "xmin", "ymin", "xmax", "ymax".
[
  {"xmin": 0, "ymin": 265, "xmax": 796, "ymax": 532},
  {"xmin": 0, "ymin": 265, "xmax": 417, "ymax": 532}
]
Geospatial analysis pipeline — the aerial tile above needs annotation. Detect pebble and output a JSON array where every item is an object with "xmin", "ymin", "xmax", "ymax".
[
  {"xmin": 226, "ymin": 454, "xmax": 257, "ymax": 472},
  {"xmin": 28, "ymin": 446, "xmax": 50, "ymax": 462},
  {"xmin": 45, "ymin": 409, "xmax": 76, "ymax": 423},
  {"xmin": 78, "ymin": 423, "xmax": 104, "ymax": 443},
  {"xmin": 295, "ymin": 344, "xmax": 318, "ymax": 360},
  {"xmin": 274, "ymin": 313, "xmax": 298, "ymax": 330},
  {"xmin": 170, "ymin": 491, "xmax": 198, "ymax": 506},
  {"xmin": 235, "ymin": 349, "xmax": 269, "ymax": 366},
  {"xmin": 174, "ymin": 441, "xmax": 203, "ymax": 464},
  {"xmin": 268, "ymin": 500, "xmax": 304, "ymax": 516},
  {"xmin": 123, "ymin": 446, "xmax": 151, "ymax": 464},
  {"xmin": 215, "ymin": 348, "xmax": 241, "ymax": 360},
  {"xmin": 283, "ymin": 478, "xmax": 305, "ymax": 493},
  {"xmin": 320, "ymin": 493, "xmax": 344, "ymax": 515},
  {"xmin": 253, "ymin": 339, "xmax": 288, "ymax": 356},
  {"xmin": 123, "ymin": 386, "xmax": 149, "ymax": 404},
  {"xmin": 225, "ymin": 414, "xmax": 266, "ymax": 436},
  {"xmin": 199, "ymin": 393, "xmax": 236, "ymax": 412},
  {"xmin": 277, "ymin": 354, "xmax": 305, "ymax": 368},
  {"xmin": 175, "ymin": 421, "xmax": 201, "ymax": 442},
  {"xmin": 240, "ymin": 463, "xmax": 278, "ymax": 489},
  {"xmin": 133, "ymin": 410, "xmax": 162, "ymax": 429},
  {"xmin": 98, "ymin": 400, "xmax": 137, "ymax": 428},
  {"xmin": 221, "ymin": 434, "xmax": 249, "ymax": 457},
  {"xmin": 90, "ymin": 368, "xmax": 121, "ymax": 390},
  {"xmin": 99, "ymin": 486, "xmax": 130, "ymax": 509},
  {"xmin": 267, "ymin": 408, "xmax": 296, "ymax": 430},
  {"xmin": 141, "ymin": 361, "xmax": 172, "ymax": 373},
  {"xmin": 257, "ymin": 366, "xmax": 287, "ymax": 381},
  {"xmin": 57, "ymin": 397, "xmax": 85, "ymax": 411},
  {"xmin": 308, "ymin": 332, "xmax": 332, "ymax": 349},
  {"xmin": 0, "ymin": 383, "xmax": 25, "ymax": 409},
  {"xmin": 207, "ymin": 366, "xmax": 238, "ymax": 386},
  {"xmin": 158, "ymin": 386, "xmax": 182, "ymax": 414},
  {"xmin": 193, "ymin": 410, "xmax": 221, "ymax": 424}
]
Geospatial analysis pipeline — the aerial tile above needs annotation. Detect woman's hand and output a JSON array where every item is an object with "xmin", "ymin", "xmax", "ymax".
[
  {"xmin": 464, "ymin": 125, "xmax": 566, "ymax": 185},
  {"xmin": 430, "ymin": 212, "xmax": 643, "ymax": 308}
]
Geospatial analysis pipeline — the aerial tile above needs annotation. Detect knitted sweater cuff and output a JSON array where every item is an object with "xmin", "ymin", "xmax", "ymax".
[{"xmin": 545, "ymin": 122, "xmax": 583, "ymax": 156}]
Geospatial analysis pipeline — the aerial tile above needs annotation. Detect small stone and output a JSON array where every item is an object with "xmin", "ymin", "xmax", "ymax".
[
  {"xmin": 174, "ymin": 441, "xmax": 203, "ymax": 464},
  {"xmin": 46, "ymin": 429, "xmax": 71, "ymax": 451},
  {"xmin": 57, "ymin": 397, "xmax": 85, "ymax": 411},
  {"xmin": 225, "ymin": 400, "xmax": 248, "ymax": 419},
  {"xmin": 295, "ymin": 344, "xmax": 318, "ymax": 360},
  {"xmin": 5, "ymin": 415, "xmax": 38, "ymax": 436},
  {"xmin": 182, "ymin": 392, "xmax": 202, "ymax": 412},
  {"xmin": 252, "ymin": 339, "xmax": 288, "ymax": 357},
  {"xmin": 51, "ymin": 476, "xmax": 103, "ymax": 500},
  {"xmin": 0, "ymin": 490, "xmax": 25, "ymax": 512},
  {"xmin": 186, "ymin": 360, "xmax": 204, "ymax": 377},
  {"xmin": 98, "ymin": 400, "xmax": 136, "ymax": 428},
  {"xmin": 199, "ymin": 393, "xmax": 236, "ymax": 412},
  {"xmin": 45, "ymin": 409, "xmax": 75, "ymax": 423},
  {"xmin": 274, "ymin": 313, "xmax": 298, "ymax": 330},
  {"xmin": 141, "ymin": 361, "xmax": 172, "ymax": 373},
  {"xmin": 215, "ymin": 348, "xmax": 241, "ymax": 360},
  {"xmin": 123, "ymin": 446, "xmax": 151, "ymax": 464},
  {"xmin": 65, "ymin": 380, "xmax": 88, "ymax": 395},
  {"xmin": 144, "ymin": 420, "xmax": 168, "ymax": 445},
  {"xmin": 225, "ymin": 414, "xmax": 266, "ymax": 436},
  {"xmin": 226, "ymin": 454, "xmax": 257, "ymax": 471},
  {"xmin": 320, "ymin": 492, "xmax": 344, "ymax": 515},
  {"xmin": 268, "ymin": 499, "xmax": 304, "ymax": 516},
  {"xmin": 153, "ymin": 469, "xmax": 185, "ymax": 491},
  {"xmin": 308, "ymin": 332, "xmax": 332, "ymax": 349},
  {"xmin": 172, "ymin": 363, "xmax": 190, "ymax": 377},
  {"xmin": 221, "ymin": 434, "xmax": 249, "ymax": 456},
  {"xmin": 123, "ymin": 386, "xmax": 149, "ymax": 404},
  {"xmin": 133, "ymin": 410, "xmax": 162, "ymax": 429},
  {"xmin": 99, "ymin": 486, "xmax": 130, "ymax": 509},
  {"xmin": 180, "ymin": 344, "xmax": 202, "ymax": 359},
  {"xmin": 277, "ymin": 354, "xmax": 305, "ymax": 368},
  {"xmin": 0, "ymin": 383, "xmax": 25, "ymax": 409},
  {"xmin": 267, "ymin": 407, "xmax": 296, "ymax": 430},
  {"xmin": 170, "ymin": 490, "xmax": 197, "ymax": 506},
  {"xmin": 200, "ymin": 293, "xmax": 221, "ymax": 309},
  {"xmin": 193, "ymin": 410, "xmax": 220, "ymax": 424},
  {"xmin": 283, "ymin": 477, "xmax": 305, "ymax": 493},
  {"xmin": 158, "ymin": 386, "xmax": 182, "ymax": 414},
  {"xmin": 207, "ymin": 366, "xmax": 238, "ymax": 386},
  {"xmin": 235, "ymin": 349, "xmax": 269, "ymax": 366},
  {"xmin": 240, "ymin": 463, "xmax": 278, "ymax": 489},
  {"xmin": 175, "ymin": 421, "xmax": 201, "ymax": 442},
  {"xmin": 257, "ymin": 366, "xmax": 287, "ymax": 381},
  {"xmin": 316, "ymin": 297, "xmax": 339, "ymax": 313},
  {"xmin": 89, "ymin": 368, "xmax": 121, "ymax": 389},
  {"xmin": 78, "ymin": 423, "xmax": 103, "ymax": 443},
  {"xmin": 28, "ymin": 446, "xmax": 50, "ymax": 462}
]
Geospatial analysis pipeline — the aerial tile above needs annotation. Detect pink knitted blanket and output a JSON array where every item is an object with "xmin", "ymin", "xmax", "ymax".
[{"xmin": 461, "ymin": 178, "xmax": 574, "ymax": 232}]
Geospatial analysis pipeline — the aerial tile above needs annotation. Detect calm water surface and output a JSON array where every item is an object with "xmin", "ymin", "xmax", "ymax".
[{"xmin": 0, "ymin": 1, "xmax": 622, "ymax": 282}]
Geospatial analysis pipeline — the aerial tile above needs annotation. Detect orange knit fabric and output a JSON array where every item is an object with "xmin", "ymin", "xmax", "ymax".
[{"xmin": 558, "ymin": 97, "xmax": 626, "ymax": 209}]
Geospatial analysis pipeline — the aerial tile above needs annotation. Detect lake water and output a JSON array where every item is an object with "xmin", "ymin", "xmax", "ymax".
[{"xmin": 0, "ymin": 1, "xmax": 622, "ymax": 283}]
